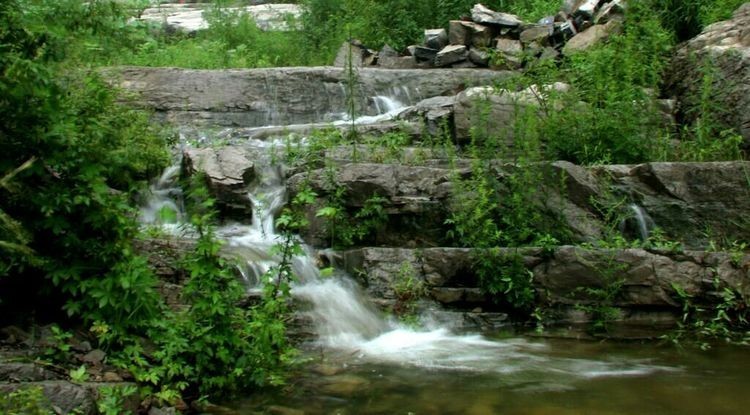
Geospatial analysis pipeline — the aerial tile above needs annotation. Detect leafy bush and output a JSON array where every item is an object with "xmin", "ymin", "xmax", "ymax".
[
  {"xmin": 473, "ymin": 249, "xmax": 536, "ymax": 312},
  {"xmin": 651, "ymin": 0, "xmax": 747, "ymax": 41},
  {"xmin": 1, "ymin": 0, "xmax": 170, "ymax": 334},
  {"xmin": 0, "ymin": 387, "xmax": 53, "ymax": 415}
]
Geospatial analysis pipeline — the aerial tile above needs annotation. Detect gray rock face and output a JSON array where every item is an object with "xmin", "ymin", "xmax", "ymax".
[
  {"xmin": 594, "ymin": 0, "xmax": 626, "ymax": 24},
  {"xmin": 0, "ymin": 363, "xmax": 62, "ymax": 382},
  {"xmin": 139, "ymin": 3, "xmax": 302, "ymax": 33},
  {"xmin": 520, "ymin": 24, "xmax": 553, "ymax": 45},
  {"xmin": 492, "ymin": 38, "xmax": 524, "ymax": 69},
  {"xmin": 596, "ymin": 161, "xmax": 750, "ymax": 248},
  {"xmin": 333, "ymin": 40, "xmax": 376, "ymax": 68},
  {"xmin": 456, "ymin": 21, "xmax": 494, "ymax": 48},
  {"xmin": 435, "ymin": 45, "xmax": 468, "ymax": 67},
  {"xmin": 453, "ymin": 84, "xmax": 556, "ymax": 144},
  {"xmin": 288, "ymin": 163, "xmax": 455, "ymax": 247},
  {"xmin": 108, "ymin": 66, "xmax": 513, "ymax": 127},
  {"xmin": 468, "ymin": 48, "xmax": 490, "ymax": 66},
  {"xmin": 0, "ymin": 382, "xmax": 97, "ymax": 414},
  {"xmin": 572, "ymin": 0, "xmax": 600, "ymax": 19},
  {"xmin": 471, "ymin": 4, "xmax": 523, "ymax": 28},
  {"xmin": 425, "ymin": 29, "xmax": 449, "ymax": 50},
  {"xmin": 562, "ymin": 19, "xmax": 621, "ymax": 54},
  {"xmin": 340, "ymin": 246, "xmax": 750, "ymax": 335},
  {"xmin": 287, "ymin": 159, "xmax": 750, "ymax": 249},
  {"xmin": 668, "ymin": 3, "xmax": 750, "ymax": 149},
  {"xmin": 182, "ymin": 146, "xmax": 255, "ymax": 219}
]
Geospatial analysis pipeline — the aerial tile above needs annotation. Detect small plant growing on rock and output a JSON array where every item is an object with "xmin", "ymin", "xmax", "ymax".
[
  {"xmin": 573, "ymin": 248, "xmax": 628, "ymax": 333},
  {"xmin": 666, "ymin": 278, "xmax": 750, "ymax": 349},
  {"xmin": 474, "ymin": 249, "xmax": 536, "ymax": 313},
  {"xmin": 391, "ymin": 261, "xmax": 427, "ymax": 323}
]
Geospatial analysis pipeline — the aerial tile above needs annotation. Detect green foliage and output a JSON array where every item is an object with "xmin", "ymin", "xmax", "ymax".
[
  {"xmin": 42, "ymin": 325, "xmax": 73, "ymax": 363},
  {"xmin": 97, "ymin": 385, "xmax": 137, "ymax": 415},
  {"xmin": 573, "ymin": 249, "xmax": 628, "ymax": 333},
  {"xmin": 315, "ymin": 164, "xmax": 388, "ymax": 248},
  {"xmin": 0, "ymin": 386, "xmax": 53, "ymax": 415},
  {"xmin": 301, "ymin": 0, "xmax": 560, "ymax": 54},
  {"xmin": 391, "ymin": 261, "xmax": 427, "ymax": 321},
  {"xmin": 121, "ymin": 5, "xmax": 316, "ymax": 68},
  {"xmin": 666, "ymin": 278, "xmax": 750, "ymax": 349},
  {"xmin": 670, "ymin": 58, "xmax": 744, "ymax": 161},
  {"xmin": 541, "ymin": 2, "xmax": 671, "ymax": 165},
  {"xmin": 0, "ymin": 158, "xmax": 40, "ymax": 272},
  {"xmin": 473, "ymin": 249, "xmax": 535, "ymax": 312},
  {"xmin": 650, "ymin": 0, "xmax": 747, "ymax": 41},
  {"xmin": 102, "ymin": 181, "xmax": 300, "ymax": 401},
  {"xmin": 122, "ymin": 178, "xmax": 300, "ymax": 398},
  {"xmin": 446, "ymin": 105, "xmax": 566, "ymax": 249},
  {"xmin": 1, "ymin": 0, "xmax": 170, "ymax": 335},
  {"xmin": 69, "ymin": 365, "xmax": 89, "ymax": 383}
]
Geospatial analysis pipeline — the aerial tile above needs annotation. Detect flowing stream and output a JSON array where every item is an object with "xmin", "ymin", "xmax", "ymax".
[{"xmin": 139, "ymin": 92, "xmax": 750, "ymax": 414}]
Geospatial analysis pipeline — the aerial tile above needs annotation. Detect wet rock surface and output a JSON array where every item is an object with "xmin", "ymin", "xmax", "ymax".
[{"xmin": 182, "ymin": 146, "xmax": 256, "ymax": 219}]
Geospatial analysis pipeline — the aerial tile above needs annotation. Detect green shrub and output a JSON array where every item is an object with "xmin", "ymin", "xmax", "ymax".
[
  {"xmin": 0, "ymin": 387, "xmax": 53, "ymax": 415},
  {"xmin": 1, "ymin": 0, "xmax": 169, "ymax": 334}
]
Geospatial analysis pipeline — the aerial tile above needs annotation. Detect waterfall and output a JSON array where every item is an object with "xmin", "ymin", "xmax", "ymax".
[
  {"xmin": 210, "ymin": 143, "xmax": 671, "ymax": 377},
  {"xmin": 627, "ymin": 204, "xmax": 654, "ymax": 241},
  {"xmin": 139, "ymin": 161, "xmax": 184, "ymax": 234},
  {"xmin": 139, "ymin": 133, "xmax": 673, "ymax": 379}
]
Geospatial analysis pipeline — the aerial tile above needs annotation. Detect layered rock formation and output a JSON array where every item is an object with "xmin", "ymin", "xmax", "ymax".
[
  {"xmin": 108, "ymin": 66, "xmax": 513, "ymax": 127},
  {"xmin": 338, "ymin": 246, "xmax": 750, "ymax": 337},
  {"xmin": 287, "ymin": 161, "xmax": 750, "ymax": 249}
]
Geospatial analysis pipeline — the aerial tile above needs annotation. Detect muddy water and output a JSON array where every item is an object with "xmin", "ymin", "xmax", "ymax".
[{"xmin": 229, "ymin": 338, "xmax": 750, "ymax": 415}]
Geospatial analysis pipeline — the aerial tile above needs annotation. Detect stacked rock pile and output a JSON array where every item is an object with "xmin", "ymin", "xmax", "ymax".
[{"xmin": 335, "ymin": 1, "xmax": 626, "ymax": 69}]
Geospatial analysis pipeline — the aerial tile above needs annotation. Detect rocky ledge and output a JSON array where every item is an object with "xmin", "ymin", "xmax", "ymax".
[
  {"xmin": 106, "ymin": 66, "xmax": 513, "ymax": 127},
  {"xmin": 286, "ymin": 160, "xmax": 750, "ymax": 249},
  {"xmin": 336, "ymin": 246, "xmax": 750, "ymax": 338}
]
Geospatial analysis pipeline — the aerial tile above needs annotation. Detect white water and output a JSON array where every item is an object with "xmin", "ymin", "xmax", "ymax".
[
  {"xmin": 627, "ymin": 204, "xmax": 654, "ymax": 241},
  {"xmin": 220, "ymin": 141, "xmax": 673, "ymax": 379},
  {"xmin": 140, "ymin": 91, "xmax": 676, "ymax": 381},
  {"xmin": 140, "ymin": 162, "xmax": 184, "ymax": 235}
]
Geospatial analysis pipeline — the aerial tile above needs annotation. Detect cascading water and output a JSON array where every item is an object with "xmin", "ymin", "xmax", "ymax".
[
  {"xmin": 139, "ymin": 90, "xmax": 676, "ymax": 383},
  {"xmin": 226, "ymin": 145, "xmax": 673, "ymax": 378},
  {"xmin": 140, "ymin": 160, "xmax": 184, "ymax": 234},
  {"xmin": 627, "ymin": 204, "xmax": 654, "ymax": 241}
]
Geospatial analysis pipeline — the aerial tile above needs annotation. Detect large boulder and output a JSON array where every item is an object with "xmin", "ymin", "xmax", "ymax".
[
  {"xmin": 562, "ymin": 19, "xmax": 621, "ymax": 54},
  {"xmin": 182, "ymin": 146, "xmax": 255, "ymax": 219},
  {"xmin": 595, "ymin": 161, "xmax": 750, "ymax": 248},
  {"xmin": 453, "ymin": 83, "xmax": 570, "ymax": 144},
  {"xmin": 287, "ymin": 163, "xmax": 456, "ymax": 247},
  {"xmin": 434, "ymin": 45, "xmax": 468, "ymax": 67},
  {"xmin": 667, "ymin": 3, "xmax": 750, "ymax": 149},
  {"xmin": 471, "ymin": 4, "xmax": 523, "ymax": 28},
  {"xmin": 333, "ymin": 40, "xmax": 376, "ymax": 68}
]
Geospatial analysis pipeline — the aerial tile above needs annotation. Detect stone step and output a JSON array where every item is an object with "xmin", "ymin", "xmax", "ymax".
[
  {"xmin": 106, "ymin": 66, "xmax": 513, "ymax": 128},
  {"xmin": 334, "ymin": 246, "xmax": 750, "ymax": 337},
  {"xmin": 286, "ymin": 160, "xmax": 750, "ymax": 250}
]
